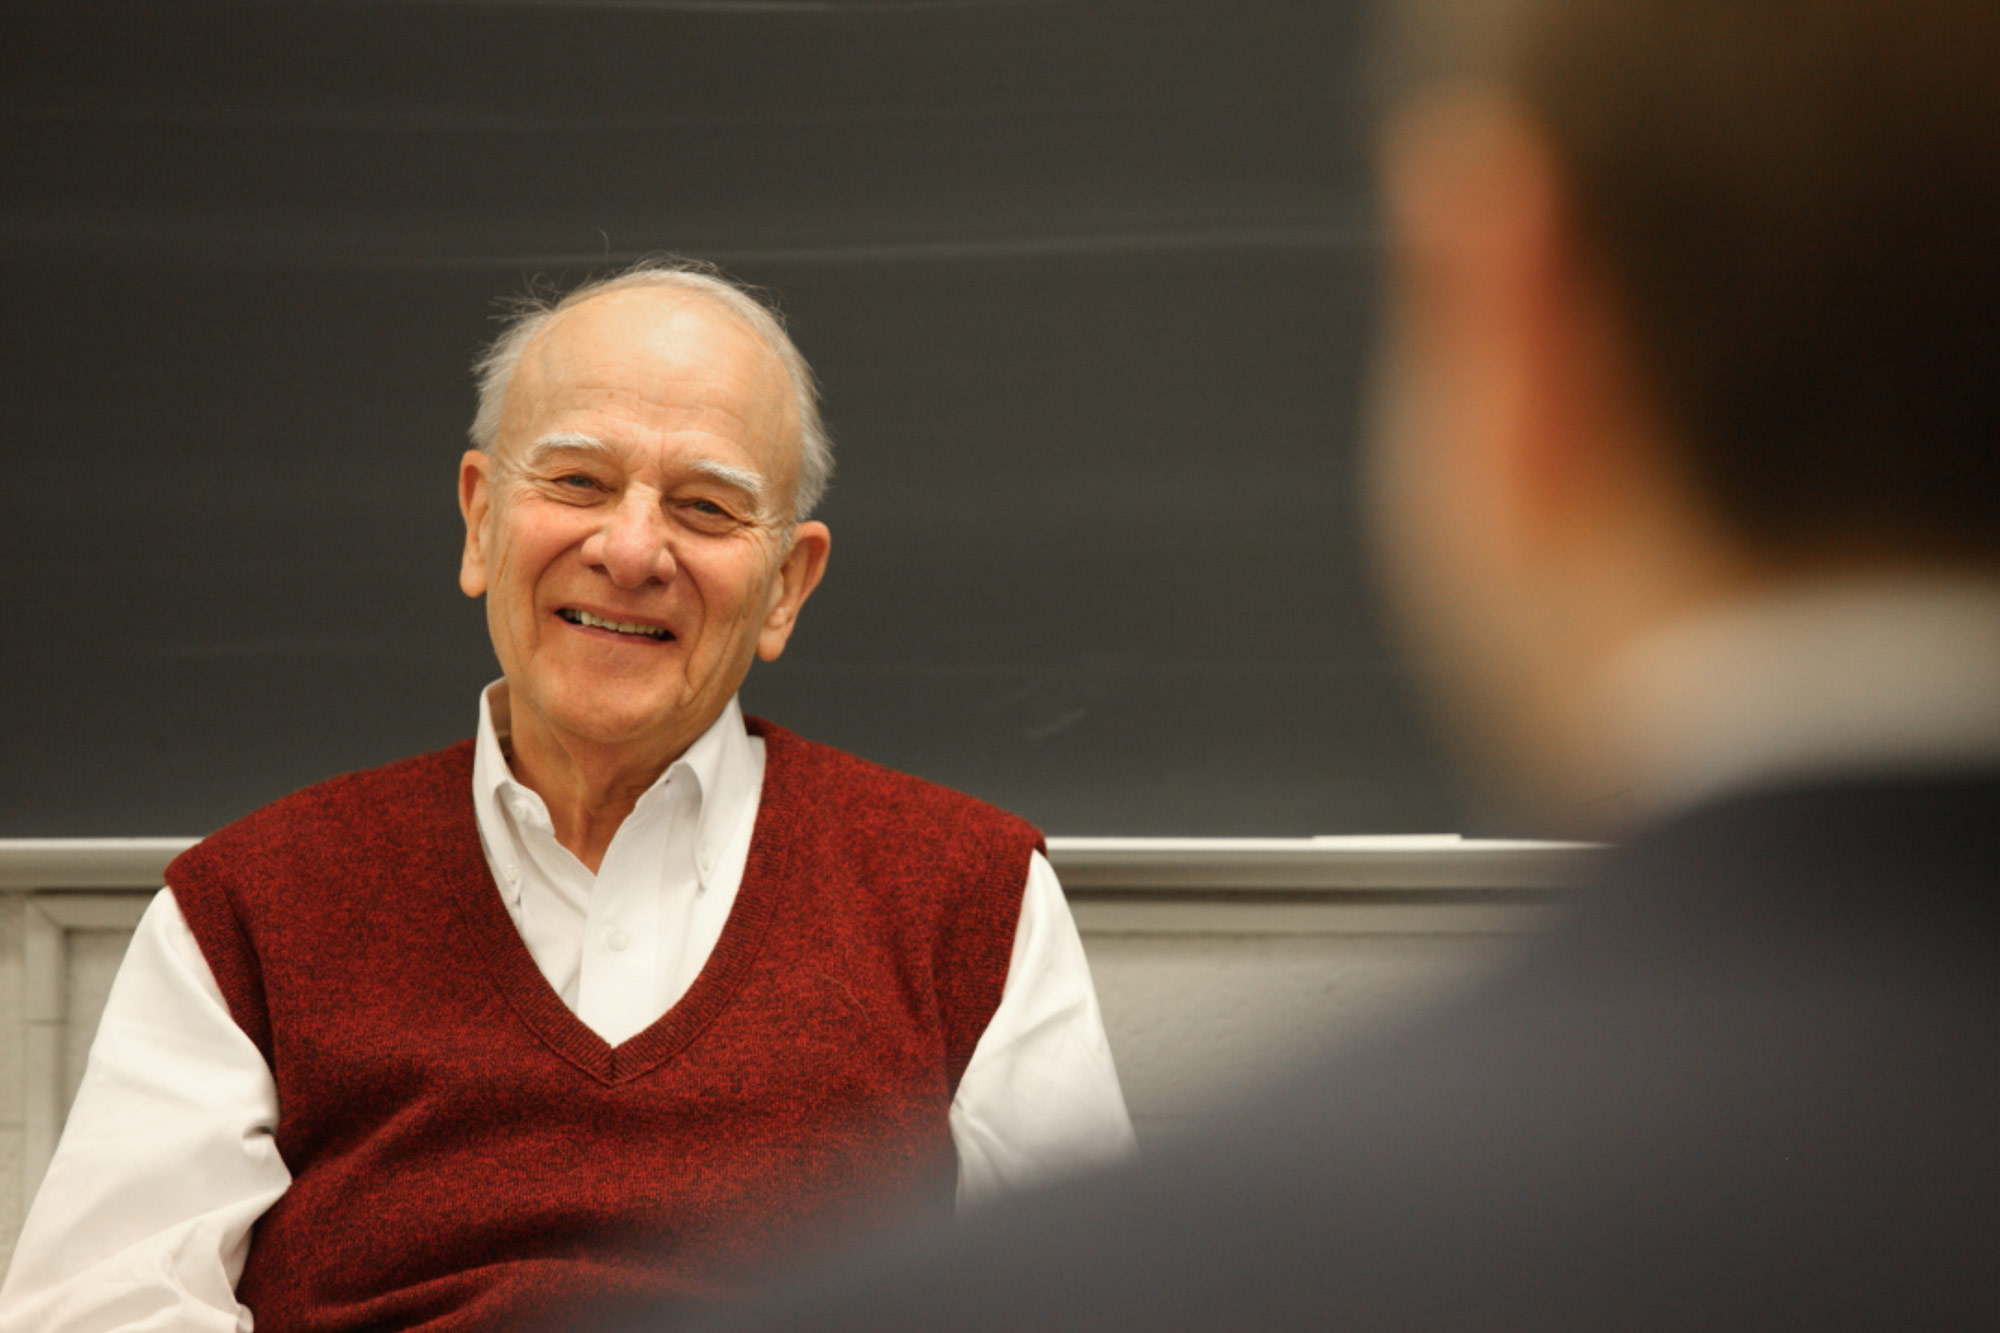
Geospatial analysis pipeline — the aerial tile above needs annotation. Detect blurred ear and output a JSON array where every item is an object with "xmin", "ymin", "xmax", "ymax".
[
  {"xmin": 1384, "ymin": 94, "xmax": 1574, "ymax": 510},
  {"xmin": 756, "ymin": 521, "xmax": 832, "ymax": 662},
  {"xmin": 1384, "ymin": 93, "xmax": 1653, "ymax": 541},
  {"xmin": 458, "ymin": 449, "xmax": 494, "ymax": 598}
]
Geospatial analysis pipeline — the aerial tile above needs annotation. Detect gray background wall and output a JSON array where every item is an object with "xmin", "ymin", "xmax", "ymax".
[{"xmin": 0, "ymin": 0, "xmax": 1475, "ymax": 841}]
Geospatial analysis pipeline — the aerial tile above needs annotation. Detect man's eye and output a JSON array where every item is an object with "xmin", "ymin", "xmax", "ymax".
[
  {"xmin": 554, "ymin": 474, "xmax": 604, "ymax": 492},
  {"xmin": 681, "ymin": 498, "xmax": 744, "ymax": 527}
]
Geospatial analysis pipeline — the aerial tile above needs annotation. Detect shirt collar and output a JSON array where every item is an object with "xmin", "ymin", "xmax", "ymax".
[
  {"xmin": 1588, "ymin": 574, "xmax": 2000, "ymax": 829},
  {"xmin": 471, "ymin": 681, "xmax": 759, "ymax": 901}
]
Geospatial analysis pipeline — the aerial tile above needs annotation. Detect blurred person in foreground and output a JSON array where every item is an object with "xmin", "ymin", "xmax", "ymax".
[
  {"xmin": 0, "ymin": 262, "xmax": 1134, "ymax": 1331},
  {"xmin": 638, "ymin": 0, "xmax": 1999, "ymax": 1326}
]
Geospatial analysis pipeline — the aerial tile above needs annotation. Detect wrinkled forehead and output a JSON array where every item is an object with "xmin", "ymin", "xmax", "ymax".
[{"xmin": 500, "ymin": 286, "xmax": 802, "ymax": 476}]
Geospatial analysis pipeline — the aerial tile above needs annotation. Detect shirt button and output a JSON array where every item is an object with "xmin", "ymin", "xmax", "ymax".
[
  {"xmin": 606, "ymin": 927, "xmax": 631, "ymax": 952},
  {"xmin": 697, "ymin": 849, "xmax": 713, "ymax": 876},
  {"xmin": 504, "ymin": 863, "xmax": 520, "ymax": 888}
]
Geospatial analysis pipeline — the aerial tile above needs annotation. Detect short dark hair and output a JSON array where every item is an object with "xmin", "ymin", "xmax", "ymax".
[{"xmin": 1385, "ymin": 0, "xmax": 1999, "ymax": 561}]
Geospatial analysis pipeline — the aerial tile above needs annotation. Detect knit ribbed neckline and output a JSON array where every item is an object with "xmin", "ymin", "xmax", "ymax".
[{"xmin": 446, "ymin": 718, "xmax": 803, "ymax": 1087}]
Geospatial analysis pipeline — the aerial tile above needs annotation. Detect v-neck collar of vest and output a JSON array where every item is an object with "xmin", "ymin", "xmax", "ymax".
[{"xmin": 446, "ymin": 715, "xmax": 804, "ymax": 1087}]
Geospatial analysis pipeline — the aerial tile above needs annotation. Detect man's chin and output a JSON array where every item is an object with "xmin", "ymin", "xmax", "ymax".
[
  {"xmin": 564, "ymin": 708, "xmax": 709, "ymax": 753},
  {"xmin": 515, "ymin": 686, "xmax": 723, "ymax": 766}
]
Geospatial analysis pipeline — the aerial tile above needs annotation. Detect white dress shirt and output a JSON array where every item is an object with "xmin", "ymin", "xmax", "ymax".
[{"xmin": 0, "ymin": 689, "xmax": 1135, "ymax": 1333}]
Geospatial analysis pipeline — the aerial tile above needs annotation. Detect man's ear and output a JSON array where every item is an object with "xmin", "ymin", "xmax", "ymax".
[
  {"xmin": 458, "ymin": 449, "xmax": 494, "ymax": 598},
  {"xmin": 757, "ymin": 521, "xmax": 832, "ymax": 662},
  {"xmin": 1382, "ymin": 94, "xmax": 1596, "ymax": 542}
]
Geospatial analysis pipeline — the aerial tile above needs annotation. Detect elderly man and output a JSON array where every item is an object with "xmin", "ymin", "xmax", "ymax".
[
  {"xmin": 674, "ymin": 0, "xmax": 1999, "ymax": 1328},
  {"xmin": 1, "ymin": 264, "xmax": 1134, "ymax": 1330}
]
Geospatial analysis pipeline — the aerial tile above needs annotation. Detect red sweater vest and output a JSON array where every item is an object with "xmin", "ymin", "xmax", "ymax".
[{"xmin": 167, "ymin": 718, "xmax": 1038, "ymax": 1331}]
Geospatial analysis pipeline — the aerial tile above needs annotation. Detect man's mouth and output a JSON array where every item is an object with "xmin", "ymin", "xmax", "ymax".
[{"xmin": 558, "ymin": 608, "xmax": 674, "ymax": 641}]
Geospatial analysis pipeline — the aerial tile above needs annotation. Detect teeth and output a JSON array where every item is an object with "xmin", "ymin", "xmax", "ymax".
[{"xmin": 565, "ymin": 609, "xmax": 670, "ymax": 639}]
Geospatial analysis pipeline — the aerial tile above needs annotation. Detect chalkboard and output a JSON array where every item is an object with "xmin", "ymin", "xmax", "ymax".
[{"xmin": 0, "ymin": 0, "xmax": 1469, "ymax": 837}]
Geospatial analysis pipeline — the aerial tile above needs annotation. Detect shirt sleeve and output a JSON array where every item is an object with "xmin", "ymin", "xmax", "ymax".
[
  {"xmin": 949, "ymin": 850, "xmax": 1138, "ymax": 1210},
  {"xmin": 0, "ymin": 889, "xmax": 290, "ymax": 1333}
]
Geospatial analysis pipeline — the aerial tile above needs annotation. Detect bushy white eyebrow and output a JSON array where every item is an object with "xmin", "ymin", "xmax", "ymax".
[
  {"xmin": 520, "ymin": 432, "xmax": 615, "ymax": 469},
  {"xmin": 688, "ymin": 458, "xmax": 767, "ymax": 499}
]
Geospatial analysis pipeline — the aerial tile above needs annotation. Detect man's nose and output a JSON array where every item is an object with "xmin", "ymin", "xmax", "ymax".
[{"xmin": 586, "ymin": 491, "xmax": 676, "ymax": 588}]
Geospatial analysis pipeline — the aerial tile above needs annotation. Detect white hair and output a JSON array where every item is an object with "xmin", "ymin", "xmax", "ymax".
[{"xmin": 468, "ymin": 257, "xmax": 833, "ymax": 519}]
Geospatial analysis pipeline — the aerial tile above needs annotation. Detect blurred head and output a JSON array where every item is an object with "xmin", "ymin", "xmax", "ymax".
[
  {"xmin": 1367, "ymin": 0, "xmax": 1999, "ymax": 813},
  {"xmin": 457, "ymin": 266, "xmax": 833, "ymax": 771}
]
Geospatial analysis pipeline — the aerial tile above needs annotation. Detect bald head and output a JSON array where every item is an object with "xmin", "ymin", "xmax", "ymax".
[
  {"xmin": 472, "ymin": 260, "xmax": 834, "ymax": 521},
  {"xmin": 494, "ymin": 287, "xmax": 802, "ymax": 521}
]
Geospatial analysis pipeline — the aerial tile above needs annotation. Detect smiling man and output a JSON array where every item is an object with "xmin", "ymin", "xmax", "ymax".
[{"xmin": 0, "ymin": 263, "xmax": 1135, "ymax": 1332}]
